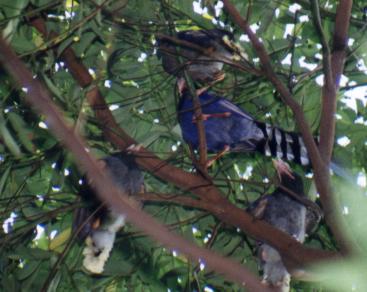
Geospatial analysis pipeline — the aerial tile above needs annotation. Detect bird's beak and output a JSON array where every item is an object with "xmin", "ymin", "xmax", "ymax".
[{"xmin": 222, "ymin": 36, "xmax": 248, "ymax": 61}]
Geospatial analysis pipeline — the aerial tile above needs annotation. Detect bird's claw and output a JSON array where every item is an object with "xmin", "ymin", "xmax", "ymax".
[
  {"xmin": 205, "ymin": 145, "xmax": 230, "ymax": 167},
  {"xmin": 272, "ymin": 159, "xmax": 294, "ymax": 181}
]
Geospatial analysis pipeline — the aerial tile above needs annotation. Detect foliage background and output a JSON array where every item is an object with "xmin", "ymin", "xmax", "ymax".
[{"xmin": 0, "ymin": 0, "xmax": 366, "ymax": 291}]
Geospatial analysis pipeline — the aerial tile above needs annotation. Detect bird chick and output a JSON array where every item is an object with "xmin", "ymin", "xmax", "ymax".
[
  {"xmin": 73, "ymin": 152, "xmax": 144, "ymax": 274},
  {"xmin": 248, "ymin": 160, "xmax": 319, "ymax": 291}
]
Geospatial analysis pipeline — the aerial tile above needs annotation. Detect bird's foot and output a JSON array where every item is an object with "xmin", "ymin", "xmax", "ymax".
[
  {"xmin": 192, "ymin": 112, "xmax": 231, "ymax": 123},
  {"xmin": 177, "ymin": 74, "xmax": 224, "ymax": 97},
  {"xmin": 205, "ymin": 145, "xmax": 230, "ymax": 167},
  {"xmin": 272, "ymin": 159, "xmax": 294, "ymax": 181},
  {"xmin": 197, "ymin": 72, "xmax": 225, "ymax": 94}
]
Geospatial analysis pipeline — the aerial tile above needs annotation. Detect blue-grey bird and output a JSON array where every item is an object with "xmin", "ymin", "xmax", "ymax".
[
  {"xmin": 73, "ymin": 152, "xmax": 144, "ymax": 274},
  {"xmin": 177, "ymin": 87, "xmax": 311, "ymax": 167},
  {"xmin": 247, "ymin": 160, "xmax": 320, "ymax": 291}
]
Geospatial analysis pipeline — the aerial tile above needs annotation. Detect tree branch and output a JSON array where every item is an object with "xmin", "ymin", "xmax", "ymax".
[
  {"xmin": 332, "ymin": 0, "xmax": 353, "ymax": 88},
  {"xmin": 311, "ymin": 0, "xmax": 337, "ymax": 163}
]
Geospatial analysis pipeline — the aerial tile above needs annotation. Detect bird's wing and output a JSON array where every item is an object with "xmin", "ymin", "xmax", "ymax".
[{"xmin": 215, "ymin": 98, "xmax": 255, "ymax": 122}]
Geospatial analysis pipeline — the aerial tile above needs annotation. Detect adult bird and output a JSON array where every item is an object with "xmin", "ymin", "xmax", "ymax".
[
  {"xmin": 177, "ymin": 81, "xmax": 312, "ymax": 167},
  {"xmin": 247, "ymin": 160, "xmax": 321, "ymax": 291},
  {"xmin": 73, "ymin": 151, "xmax": 144, "ymax": 274},
  {"xmin": 157, "ymin": 29, "xmax": 246, "ymax": 84}
]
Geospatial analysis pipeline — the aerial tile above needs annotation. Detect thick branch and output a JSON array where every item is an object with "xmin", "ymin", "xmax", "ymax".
[
  {"xmin": 222, "ymin": 0, "xmax": 353, "ymax": 253},
  {"xmin": 0, "ymin": 37, "xmax": 270, "ymax": 292},
  {"xmin": 28, "ymin": 16, "xmax": 339, "ymax": 267},
  {"xmin": 310, "ymin": 0, "xmax": 333, "ymax": 88},
  {"xmin": 313, "ymin": 0, "xmax": 352, "ymax": 163},
  {"xmin": 314, "ymin": 52, "xmax": 335, "ymax": 161}
]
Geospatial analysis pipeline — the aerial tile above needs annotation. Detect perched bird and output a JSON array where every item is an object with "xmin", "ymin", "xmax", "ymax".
[
  {"xmin": 247, "ymin": 160, "xmax": 320, "ymax": 291},
  {"xmin": 157, "ymin": 29, "xmax": 246, "ymax": 84},
  {"xmin": 73, "ymin": 152, "xmax": 144, "ymax": 274},
  {"xmin": 177, "ymin": 85, "xmax": 311, "ymax": 167}
]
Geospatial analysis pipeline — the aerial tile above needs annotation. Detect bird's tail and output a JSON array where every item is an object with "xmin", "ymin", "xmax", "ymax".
[
  {"xmin": 260, "ymin": 244, "xmax": 290, "ymax": 292},
  {"xmin": 255, "ymin": 121, "xmax": 311, "ymax": 167},
  {"xmin": 253, "ymin": 122, "xmax": 355, "ymax": 184}
]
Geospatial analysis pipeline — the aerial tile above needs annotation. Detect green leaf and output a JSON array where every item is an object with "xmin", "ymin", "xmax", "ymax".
[
  {"xmin": 1, "ymin": 273, "xmax": 19, "ymax": 292},
  {"xmin": 7, "ymin": 112, "xmax": 36, "ymax": 153},
  {"xmin": 0, "ymin": 113, "xmax": 22, "ymax": 158},
  {"xmin": 16, "ymin": 261, "xmax": 41, "ymax": 281},
  {"xmin": 0, "ymin": 165, "xmax": 12, "ymax": 197},
  {"xmin": 49, "ymin": 228, "xmax": 71, "ymax": 252}
]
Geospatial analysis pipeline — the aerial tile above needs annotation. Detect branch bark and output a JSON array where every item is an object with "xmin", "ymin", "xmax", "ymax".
[
  {"xmin": 138, "ymin": 192, "xmax": 220, "ymax": 211},
  {"xmin": 311, "ymin": 2, "xmax": 335, "ymax": 161},
  {"xmin": 313, "ymin": 0, "xmax": 352, "ymax": 163},
  {"xmin": 28, "ymin": 16, "xmax": 339, "ymax": 268}
]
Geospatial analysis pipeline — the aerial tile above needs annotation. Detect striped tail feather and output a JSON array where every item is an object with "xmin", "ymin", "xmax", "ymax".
[
  {"xmin": 255, "ymin": 122, "xmax": 311, "ymax": 167},
  {"xmin": 254, "ymin": 122, "xmax": 354, "ymax": 182}
]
